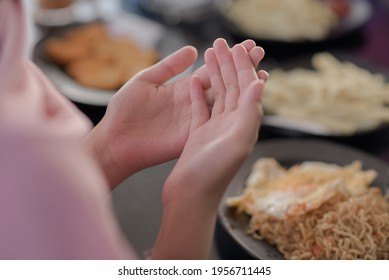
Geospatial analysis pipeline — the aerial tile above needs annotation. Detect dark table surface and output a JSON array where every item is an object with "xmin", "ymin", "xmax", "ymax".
[{"xmin": 66, "ymin": 0, "xmax": 389, "ymax": 259}]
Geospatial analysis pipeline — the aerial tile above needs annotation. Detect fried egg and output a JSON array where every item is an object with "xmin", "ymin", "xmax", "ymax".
[{"xmin": 227, "ymin": 158, "xmax": 377, "ymax": 219}]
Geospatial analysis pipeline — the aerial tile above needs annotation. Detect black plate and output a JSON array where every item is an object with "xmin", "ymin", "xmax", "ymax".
[
  {"xmin": 216, "ymin": 0, "xmax": 373, "ymax": 46},
  {"xmin": 259, "ymin": 51, "xmax": 389, "ymax": 140},
  {"xmin": 217, "ymin": 139, "xmax": 389, "ymax": 260}
]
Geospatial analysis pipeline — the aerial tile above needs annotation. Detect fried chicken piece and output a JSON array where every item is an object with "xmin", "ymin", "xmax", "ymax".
[
  {"xmin": 66, "ymin": 58, "xmax": 123, "ymax": 90},
  {"xmin": 44, "ymin": 38, "xmax": 89, "ymax": 65},
  {"xmin": 44, "ymin": 23, "xmax": 159, "ymax": 90}
]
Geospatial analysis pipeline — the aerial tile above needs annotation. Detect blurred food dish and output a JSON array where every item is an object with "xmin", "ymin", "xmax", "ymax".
[
  {"xmin": 216, "ymin": 0, "xmax": 372, "ymax": 44},
  {"xmin": 35, "ymin": 0, "xmax": 75, "ymax": 26},
  {"xmin": 44, "ymin": 23, "xmax": 158, "ymax": 90},
  {"xmin": 138, "ymin": 0, "xmax": 214, "ymax": 25},
  {"xmin": 33, "ymin": 13, "xmax": 191, "ymax": 106},
  {"xmin": 324, "ymin": 0, "xmax": 351, "ymax": 17},
  {"xmin": 218, "ymin": 139, "xmax": 389, "ymax": 259},
  {"xmin": 223, "ymin": 0, "xmax": 338, "ymax": 42},
  {"xmin": 261, "ymin": 52, "xmax": 389, "ymax": 137}
]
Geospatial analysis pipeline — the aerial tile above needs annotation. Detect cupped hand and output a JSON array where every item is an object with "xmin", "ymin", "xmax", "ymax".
[
  {"xmin": 86, "ymin": 39, "xmax": 267, "ymax": 188},
  {"xmin": 163, "ymin": 40, "xmax": 266, "ymax": 205},
  {"xmin": 152, "ymin": 39, "xmax": 266, "ymax": 260}
]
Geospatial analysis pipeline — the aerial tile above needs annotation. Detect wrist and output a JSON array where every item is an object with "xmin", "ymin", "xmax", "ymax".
[
  {"xmin": 162, "ymin": 173, "xmax": 226, "ymax": 212},
  {"xmin": 83, "ymin": 122, "xmax": 133, "ymax": 190},
  {"xmin": 153, "ymin": 189, "xmax": 218, "ymax": 259},
  {"xmin": 162, "ymin": 147, "xmax": 249, "ymax": 207}
]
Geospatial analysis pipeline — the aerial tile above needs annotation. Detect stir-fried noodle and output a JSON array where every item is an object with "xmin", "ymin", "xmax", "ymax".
[{"xmin": 228, "ymin": 159, "xmax": 389, "ymax": 259}]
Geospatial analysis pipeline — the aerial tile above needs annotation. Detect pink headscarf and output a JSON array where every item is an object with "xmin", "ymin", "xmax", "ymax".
[{"xmin": 0, "ymin": 0, "xmax": 136, "ymax": 259}]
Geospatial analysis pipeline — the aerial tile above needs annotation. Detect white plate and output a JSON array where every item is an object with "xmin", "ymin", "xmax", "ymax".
[
  {"xmin": 260, "ymin": 52, "xmax": 389, "ymax": 138},
  {"xmin": 33, "ymin": 13, "xmax": 193, "ymax": 106},
  {"xmin": 216, "ymin": 0, "xmax": 373, "ymax": 44}
]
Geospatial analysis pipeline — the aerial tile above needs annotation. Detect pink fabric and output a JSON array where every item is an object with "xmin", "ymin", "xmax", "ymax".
[{"xmin": 0, "ymin": 0, "xmax": 136, "ymax": 259}]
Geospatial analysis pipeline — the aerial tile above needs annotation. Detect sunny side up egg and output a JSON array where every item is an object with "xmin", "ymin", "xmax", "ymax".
[{"xmin": 227, "ymin": 158, "xmax": 377, "ymax": 219}]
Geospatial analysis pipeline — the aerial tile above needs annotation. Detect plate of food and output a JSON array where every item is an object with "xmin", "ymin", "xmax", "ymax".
[
  {"xmin": 259, "ymin": 51, "xmax": 389, "ymax": 138},
  {"xmin": 33, "ymin": 13, "xmax": 192, "ymax": 106},
  {"xmin": 137, "ymin": 0, "xmax": 214, "ymax": 25},
  {"xmin": 215, "ymin": 0, "xmax": 372, "ymax": 44},
  {"xmin": 218, "ymin": 139, "xmax": 389, "ymax": 260}
]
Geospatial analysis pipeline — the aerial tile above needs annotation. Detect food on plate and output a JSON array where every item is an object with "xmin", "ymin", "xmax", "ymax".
[
  {"xmin": 44, "ymin": 23, "xmax": 159, "ymax": 90},
  {"xmin": 263, "ymin": 52, "xmax": 389, "ymax": 135},
  {"xmin": 323, "ymin": 0, "xmax": 351, "ymax": 17},
  {"xmin": 223, "ymin": 0, "xmax": 340, "ymax": 41},
  {"xmin": 227, "ymin": 158, "xmax": 389, "ymax": 259},
  {"xmin": 39, "ymin": 0, "xmax": 73, "ymax": 9},
  {"xmin": 65, "ymin": 58, "xmax": 124, "ymax": 90},
  {"xmin": 44, "ymin": 23, "xmax": 108, "ymax": 65}
]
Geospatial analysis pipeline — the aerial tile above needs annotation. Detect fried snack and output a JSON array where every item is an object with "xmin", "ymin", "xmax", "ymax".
[
  {"xmin": 44, "ymin": 23, "xmax": 108, "ymax": 65},
  {"xmin": 44, "ymin": 38, "xmax": 88, "ymax": 65},
  {"xmin": 66, "ymin": 58, "xmax": 123, "ymax": 90},
  {"xmin": 63, "ymin": 23, "xmax": 108, "ymax": 43},
  {"xmin": 90, "ymin": 39, "xmax": 158, "ymax": 85},
  {"xmin": 44, "ymin": 23, "xmax": 159, "ymax": 90}
]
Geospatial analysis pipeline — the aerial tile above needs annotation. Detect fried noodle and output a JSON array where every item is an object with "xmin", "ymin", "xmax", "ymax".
[
  {"xmin": 228, "ymin": 159, "xmax": 389, "ymax": 259},
  {"xmin": 247, "ymin": 188, "xmax": 389, "ymax": 259}
]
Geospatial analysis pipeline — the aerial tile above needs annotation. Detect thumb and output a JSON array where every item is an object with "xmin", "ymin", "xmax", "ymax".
[{"xmin": 136, "ymin": 46, "xmax": 198, "ymax": 84}]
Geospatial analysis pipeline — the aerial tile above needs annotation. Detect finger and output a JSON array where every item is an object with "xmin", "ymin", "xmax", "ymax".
[
  {"xmin": 241, "ymin": 39, "xmax": 256, "ymax": 51},
  {"xmin": 248, "ymin": 46, "xmax": 265, "ymax": 69},
  {"xmin": 238, "ymin": 80, "xmax": 265, "ymax": 133},
  {"xmin": 190, "ymin": 75, "xmax": 210, "ymax": 130},
  {"xmin": 136, "ymin": 46, "xmax": 197, "ymax": 84},
  {"xmin": 258, "ymin": 70, "xmax": 269, "ymax": 82},
  {"xmin": 213, "ymin": 39, "xmax": 240, "ymax": 111},
  {"xmin": 193, "ymin": 40, "xmax": 261, "ymax": 90},
  {"xmin": 231, "ymin": 45, "xmax": 260, "ymax": 104},
  {"xmin": 241, "ymin": 80, "xmax": 265, "ymax": 107},
  {"xmin": 204, "ymin": 48, "xmax": 225, "ymax": 116},
  {"xmin": 241, "ymin": 40, "xmax": 265, "ymax": 69}
]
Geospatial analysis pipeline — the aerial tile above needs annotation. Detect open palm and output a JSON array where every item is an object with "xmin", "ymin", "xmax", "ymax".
[
  {"xmin": 90, "ymin": 39, "xmax": 266, "ymax": 186},
  {"xmin": 151, "ymin": 40, "xmax": 266, "ymax": 260},
  {"xmin": 163, "ymin": 40, "xmax": 265, "ymax": 203}
]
